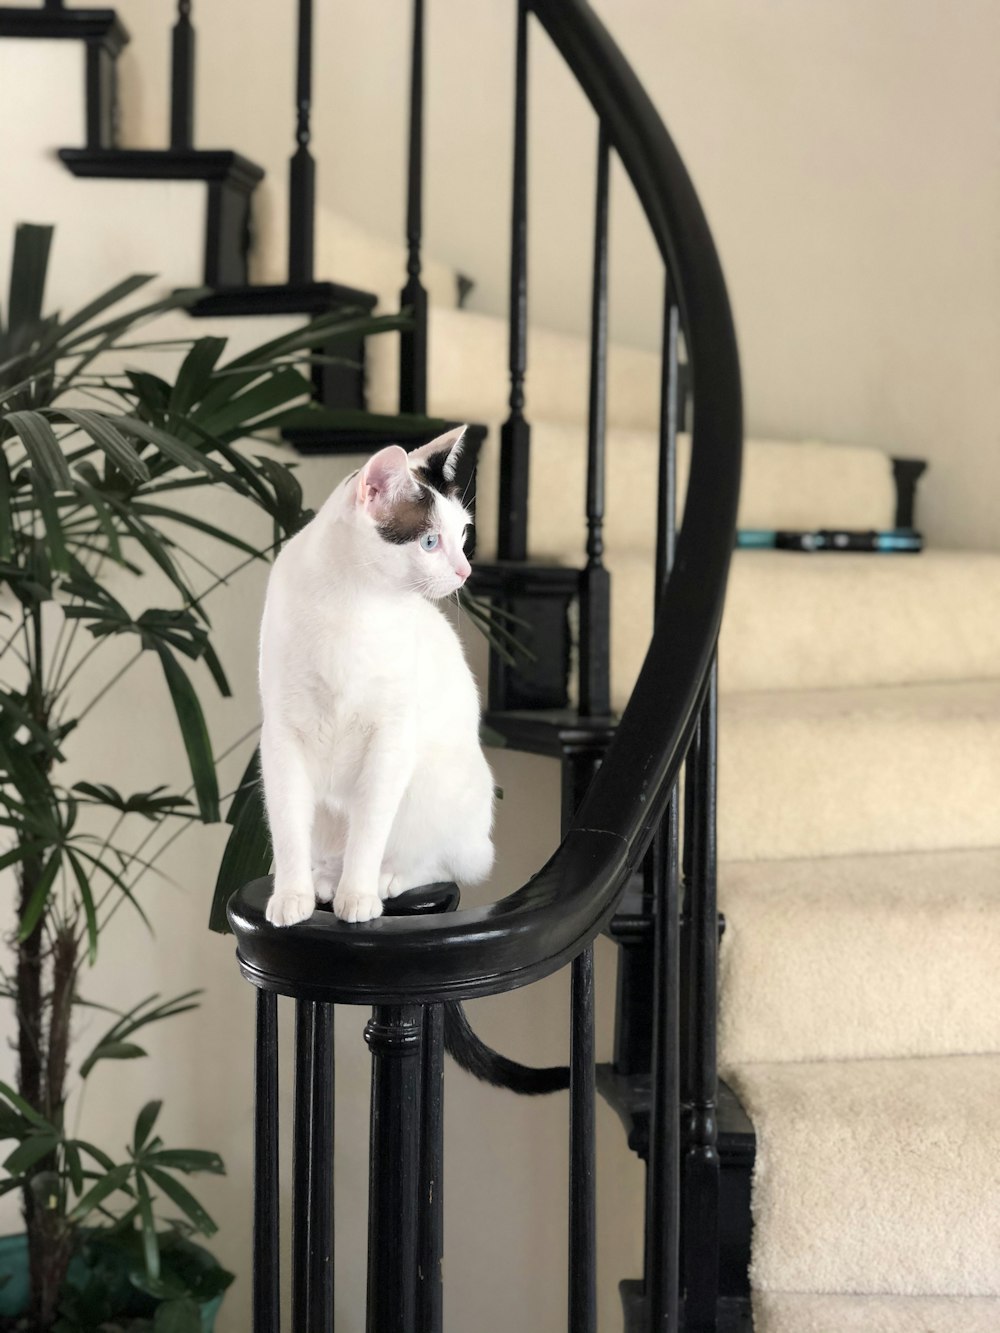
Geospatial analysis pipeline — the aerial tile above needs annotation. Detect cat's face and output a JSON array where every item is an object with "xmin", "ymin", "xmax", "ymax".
[{"xmin": 352, "ymin": 428, "xmax": 472, "ymax": 600}]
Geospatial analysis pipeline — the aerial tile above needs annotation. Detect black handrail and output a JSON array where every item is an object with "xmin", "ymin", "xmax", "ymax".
[{"xmin": 228, "ymin": 0, "xmax": 742, "ymax": 1004}]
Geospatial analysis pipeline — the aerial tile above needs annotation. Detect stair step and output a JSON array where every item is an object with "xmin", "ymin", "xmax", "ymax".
[
  {"xmin": 727, "ymin": 1054, "xmax": 1000, "ymax": 1297},
  {"xmin": 718, "ymin": 679, "xmax": 1000, "ymax": 861},
  {"xmin": 718, "ymin": 847, "xmax": 1000, "ymax": 1065},
  {"xmin": 619, "ymin": 1282, "xmax": 753, "ymax": 1332},
  {"xmin": 472, "ymin": 421, "xmax": 898, "ymax": 562},
  {"xmin": 609, "ymin": 549, "xmax": 1000, "ymax": 699},
  {"xmin": 754, "ymin": 1291, "xmax": 1000, "ymax": 1332}
]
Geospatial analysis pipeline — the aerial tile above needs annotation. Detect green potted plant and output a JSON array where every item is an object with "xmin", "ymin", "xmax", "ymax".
[{"xmin": 0, "ymin": 222, "xmax": 406, "ymax": 1331}]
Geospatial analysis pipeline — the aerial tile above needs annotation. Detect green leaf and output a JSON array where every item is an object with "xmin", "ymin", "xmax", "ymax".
[
  {"xmin": 74, "ymin": 1139, "xmax": 117, "ymax": 1173},
  {"xmin": 65, "ymin": 847, "xmax": 99, "ymax": 964},
  {"xmin": 5, "ymin": 409, "xmax": 72, "ymax": 488},
  {"xmin": 0, "ymin": 448, "xmax": 14, "ymax": 560},
  {"xmin": 0, "ymin": 1080, "xmax": 55, "ymax": 1129},
  {"xmin": 7, "ymin": 223, "xmax": 52, "ymax": 343},
  {"xmin": 169, "ymin": 336, "xmax": 226, "ymax": 417},
  {"xmin": 135, "ymin": 1171, "xmax": 160, "ymax": 1279},
  {"xmin": 145, "ymin": 1148, "xmax": 224, "ymax": 1175},
  {"xmin": 57, "ymin": 408, "xmax": 150, "ymax": 483},
  {"xmin": 68, "ymin": 1161, "xmax": 132, "ymax": 1221},
  {"xmin": 144, "ymin": 1165, "xmax": 217, "ymax": 1236},
  {"xmin": 113, "ymin": 415, "xmax": 223, "ymax": 478},
  {"xmin": 53, "ymin": 272, "xmax": 154, "ymax": 342},
  {"xmin": 134, "ymin": 1100, "xmax": 162, "ymax": 1152},
  {"xmin": 4, "ymin": 1132, "xmax": 60, "ymax": 1175},
  {"xmin": 17, "ymin": 848, "xmax": 63, "ymax": 941},
  {"xmin": 31, "ymin": 464, "xmax": 70, "ymax": 573},
  {"xmin": 155, "ymin": 645, "xmax": 219, "ymax": 822},
  {"xmin": 208, "ymin": 768, "xmax": 271, "ymax": 933},
  {"xmin": 78, "ymin": 991, "xmax": 201, "ymax": 1079},
  {"xmin": 64, "ymin": 1140, "xmax": 84, "ymax": 1195},
  {"xmin": 154, "ymin": 1297, "xmax": 201, "ymax": 1333}
]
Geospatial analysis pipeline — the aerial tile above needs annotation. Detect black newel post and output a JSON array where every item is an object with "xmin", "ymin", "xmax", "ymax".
[
  {"xmin": 365, "ymin": 1006, "xmax": 423, "ymax": 1333},
  {"xmin": 289, "ymin": 0, "xmax": 315, "ymax": 284},
  {"xmin": 578, "ymin": 123, "xmax": 612, "ymax": 717},
  {"xmin": 170, "ymin": 1, "xmax": 195, "ymax": 151},
  {"xmin": 497, "ymin": 0, "xmax": 531, "ymax": 560},
  {"xmin": 417, "ymin": 1005, "xmax": 445, "ymax": 1333},
  {"xmin": 400, "ymin": 0, "xmax": 428, "ymax": 415}
]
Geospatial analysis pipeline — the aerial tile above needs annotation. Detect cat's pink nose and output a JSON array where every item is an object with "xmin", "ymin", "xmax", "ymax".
[{"xmin": 455, "ymin": 557, "xmax": 471, "ymax": 581}]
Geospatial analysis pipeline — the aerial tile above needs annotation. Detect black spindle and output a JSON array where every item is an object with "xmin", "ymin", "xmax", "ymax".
[
  {"xmin": 417, "ymin": 1004, "xmax": 445, "ymax": 1333},
  {"xmin": 253, "ymin": 990, "xmax": 281, "ymax": 1333},
  {"xmin": 645, "ymin": 792, "xmax": 681, "ymax": 1328},
  {"xmin": 569, "ymin": 946, "xmax": 598, "ymax": 1333},
  {"xmin": 170, "ymin": 1, "xmax": 195, "ymax": 151},
  {"xmin": 400, "ymin": 0, "xmax": 428, "ymax": 415},
  {"xmin": 579, "ymin": 124, "xmax": 612, "ymax": 717},
  {"xmin": 288, "ymin": 0, "xmax": 315, "ymax": 284},
  {"xmin": 681, "ymin": 661, "xmax": 721, "ymax": 1327},
  {"xmin": 365, "ymin": 1006, "xmax": 423, "ymax": 1333},
  {"xmin": 43, "ymin": 0, "xmax": 64, "ymax": 10},
  {"xmin": 291, "ymin": 1001, "xmax": 334, "ymax": 1333},
  {"xmin": 497, "ymin": 0, "xmax": 531, "ymax": 560}
]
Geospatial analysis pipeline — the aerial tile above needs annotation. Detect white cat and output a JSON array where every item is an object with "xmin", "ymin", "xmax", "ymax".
[{"xmin": 259, "ymin": 426, "xmax": 495, "ymax": 927}]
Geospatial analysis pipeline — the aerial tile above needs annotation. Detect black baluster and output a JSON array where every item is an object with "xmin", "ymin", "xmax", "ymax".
[
  {"xmin": 682, "ymin": 661, "xmax": 721, "ymax": 1330},
  {"xmin": 645, "ymin": 792, "xmax": 681, "ymax": 1328},
  {"xmin": 292, "ymin": 1001, "xmax": 334, "ymax": 1333},
  {"xmin": 497, "ymin": 0, "xmax": 531, "ymax": 560},
  {"xmin": 170, "ymin": 1, "xmax": 195, "ymax": 151},
  {"xmin": 365, "ymin": 1006, "xmax": 423, "ymax": 1333},
  {"xmin": 417, "ymin": 1005, "xmax": 444, "ymax": 1333},
  {"xmin": 253, "ymin": 990, "xmax": 281, "ymax": 1333},
  {"xmin": 43, "ymin": 0, "xmax": 64, "ymax": 9},
  {"xmin": 400, "ymin": 0, "xmax": 428, "ymax": 415},
  {"xmin": 569, "ymin": 946, "xmax": 597, "ymax": 1333},
  {"xmin": 579, "ymin": 124, "xmax": 612, "ymax": 717},
  {"xmin": 289, "ymin": 0, "xmax": 315, "ymax": 285}
]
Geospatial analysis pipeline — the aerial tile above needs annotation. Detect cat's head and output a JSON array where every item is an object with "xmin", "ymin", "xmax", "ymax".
[{"xmin": 351, "ymin": 426, "xmax": 472, "ymax": 599}]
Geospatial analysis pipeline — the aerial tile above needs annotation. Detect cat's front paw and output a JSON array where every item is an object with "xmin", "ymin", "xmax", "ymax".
[
  {"xmin": 332, "ymin": 885, "xmax": 383, "ymax": 924},
  {"xmin": 266, "ymin": 887, "xmax": 316, "ymax": 927}
]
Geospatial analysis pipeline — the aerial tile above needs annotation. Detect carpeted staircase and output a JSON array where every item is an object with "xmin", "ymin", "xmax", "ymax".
[{"xmin": 433, "ymin": 308, "xmax": 1000, "ymax": 1329}]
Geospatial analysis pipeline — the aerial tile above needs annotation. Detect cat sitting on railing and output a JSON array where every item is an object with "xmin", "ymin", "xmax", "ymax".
[{"xmin": 258, "ymin": 427, "xmax": 496, "ymax": 927}]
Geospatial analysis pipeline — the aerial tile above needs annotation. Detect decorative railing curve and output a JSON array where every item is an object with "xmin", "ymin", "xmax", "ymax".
[{"xmin": 227, "ymin": 2, "xmax": 742, "ymax": 1330}]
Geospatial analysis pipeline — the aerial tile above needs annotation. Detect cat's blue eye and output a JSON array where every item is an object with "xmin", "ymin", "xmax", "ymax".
[{"xmin": 419, "ymin": 532, "xmax": 440, "ymax": 551}]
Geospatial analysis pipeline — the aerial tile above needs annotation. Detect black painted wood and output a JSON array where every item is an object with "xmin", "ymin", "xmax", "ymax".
[
  {"xmin": 657, "ymin": 295, "xmax": 681, "ymax": 610},
  {"xmin": 417, "ymin": 1005, "xmax": 445, "ymax": 1333},
  {"xmin": 579, "ymin": 124, "xmax": 612, "ymax": 718},
  {"xmin": 569, "ymin": 946, "xmax": 597, "ymax": 1333},
  {"xmin": 365, "ymin": 1006, "xmax": 423, "ymax": 1333},
  {"xmin": 681, "ymin": 664, "xmax": 721, "ymax": 1330},
  {"xmin": 253, "ymin": 990, "xmax": 280, "ymax": 1333},
  {"xmin": 170, "ymin": 0, "xmax": 195, "ymax": 151},
  {"xmin": 58, "ymin": 148, "xmax": 263, "ymax": 286},
  {"xmin": 292, "ymin": 1001, "xmax": 334, "ymax": 1333},
  {"xmin": 892, "ymin": 456, "xmax": 928, "ymax": 529},
  {"xmin": 400, "ymin": 0, "xmax": 428, "ymax": 415},
  {"xmin": 289, "ymin": 0, "xmax": 315, "ymax": 284},
  {"xmin": 497, "ymin": 0, "xmax": 531, "ymax": 561}
]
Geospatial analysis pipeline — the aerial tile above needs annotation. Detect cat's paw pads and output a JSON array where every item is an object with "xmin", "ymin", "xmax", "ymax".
[
  {"xmin": 266, "ymin": 889, "xmax": 315, "ymax": 927},
  {"xmin": 332, "ymin": 888, "xmax": 384, "ymax": 924}
]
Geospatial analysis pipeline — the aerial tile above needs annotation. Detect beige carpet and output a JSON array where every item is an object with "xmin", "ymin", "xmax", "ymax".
[
  {"xmin": 726, "ymin": 1055, "xmax": 1000, "ymax": 1296},
  {"xmin": 716, "ymin": 680, "xmax": 1000, "ymax": 861},
  {"xmin": 609, "ymin": 548, "xmax": 1000, "ymax": 694},
  {"xmin": 754, "ymin": 1292, "xmax": 1000, "ymax": 1332},
  {"xmin": 718, "ymin": 848, "xmax": 1000, "ymax": 1065}
]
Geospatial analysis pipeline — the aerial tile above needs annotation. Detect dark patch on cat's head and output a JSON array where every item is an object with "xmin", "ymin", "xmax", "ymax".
[
  {"xmin": 413, "ymin": 450, "xmax": 459, "ymax": 499},
  {"xmin": 376, "ymin": 482, "xmax": 436, "ymax": 545}
]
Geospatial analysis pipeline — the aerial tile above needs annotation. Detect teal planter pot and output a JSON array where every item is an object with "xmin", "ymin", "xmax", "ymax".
[{"xmin": 0, "ymin": 1233, "xmax": 225, "ymax": 1330}]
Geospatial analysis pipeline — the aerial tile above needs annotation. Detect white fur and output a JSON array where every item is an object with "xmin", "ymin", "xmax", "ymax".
[{"xmin": 259, "ymin": 428, "xmax": 495, "ymax": 926}]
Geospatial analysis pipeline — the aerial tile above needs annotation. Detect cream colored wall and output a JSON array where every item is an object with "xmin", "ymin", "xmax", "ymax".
[{"xmin": 112, "ymin": 0, "xmax": 1000, "ymax": 550}]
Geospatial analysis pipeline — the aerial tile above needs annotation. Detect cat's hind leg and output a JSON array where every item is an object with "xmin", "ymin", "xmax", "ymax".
[{"xmin": 311, "ymin": 804, "xmax": 346, "ymax": 903}]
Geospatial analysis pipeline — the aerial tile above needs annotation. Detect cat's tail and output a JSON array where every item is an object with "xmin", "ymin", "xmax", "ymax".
[{"xmin": 443, "ymin": 1002, "xmax": 569, "ymax": 1095}]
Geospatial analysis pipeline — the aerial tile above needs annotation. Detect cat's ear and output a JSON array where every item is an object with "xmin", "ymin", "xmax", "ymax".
[
  {"xmin": 356, "ymin": 445, "xmax": 416, "ymax": 513},
  {"xmin": 407, "ymin": 425, "xmax": 467, "ymax": 483}
]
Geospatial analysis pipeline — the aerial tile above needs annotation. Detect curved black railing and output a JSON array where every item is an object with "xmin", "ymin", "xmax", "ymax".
[{"xmin": 226, "ymin": 1, "xmax": 742, "ymax": 1329}]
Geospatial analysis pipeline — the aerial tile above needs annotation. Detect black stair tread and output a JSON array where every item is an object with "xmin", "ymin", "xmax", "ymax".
[
  {"xmin": 0, "ymin": 7, "xmax": 126, "ymax": 48},
  {"xmin": 469, "ymin": 561, "xmax": 582, "ymax": 597},
  {"xmin": 620, "ymin": 1282, "xmax": 753, "ymax": 1333},
  {"xmin": 187, "ymin": 280, "xmax": 376, "ymax": 319},
  {"xmin": 597, "ymin": 1067, "xmax": 755, "ymax": 1167},
  {"xmin": 58, "ymin": 147, "xmax": 263, "ymax": 190},
  {"xmin": 284, "ymin": 412, "xmax": 486, "ymax": 455},
  {"xmin": 480, "ymin": 708, "xmax": 617, "ymax": 759}
]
